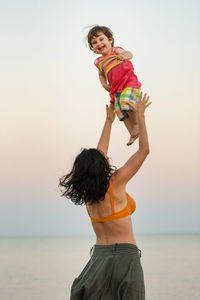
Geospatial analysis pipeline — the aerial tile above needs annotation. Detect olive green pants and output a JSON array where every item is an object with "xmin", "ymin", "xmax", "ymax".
[{"xmin": 70, "ymin": 243, "xmax": 145, "ymax": 300}]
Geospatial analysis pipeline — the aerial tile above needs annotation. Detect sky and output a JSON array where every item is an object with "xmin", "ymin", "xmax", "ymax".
[{"xmin": 0, "ymin": 0, "xmax": 200, "ymax": 236}]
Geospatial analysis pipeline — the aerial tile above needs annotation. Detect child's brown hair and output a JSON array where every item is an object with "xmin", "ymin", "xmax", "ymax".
[{"xmin": 87, "ymin": 25, "xmax": 114, "ymax": 51}]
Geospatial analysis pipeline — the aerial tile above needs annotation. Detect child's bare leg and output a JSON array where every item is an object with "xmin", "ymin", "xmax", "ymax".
[
  {"xmin": 127, "ymin": 110, "xmax": 139, "ymax": 139},
  {"xmin": 123, "ymin": 111, "xmax": 139, "ymax": 146},
  {"xmin": 123, "ymin": 116, "xmax": 132, "ymax": 135}
]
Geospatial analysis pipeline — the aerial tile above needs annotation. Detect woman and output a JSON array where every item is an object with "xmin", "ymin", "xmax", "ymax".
[{"xmin": 59, "ymin": 92, "xmax": 151, "ymax": 300}]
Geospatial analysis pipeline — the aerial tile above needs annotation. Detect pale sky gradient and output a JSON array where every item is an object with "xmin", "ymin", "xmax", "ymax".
[{"xmin": 1, "ymin": 0, "xmax": 200, "ymax": 236}]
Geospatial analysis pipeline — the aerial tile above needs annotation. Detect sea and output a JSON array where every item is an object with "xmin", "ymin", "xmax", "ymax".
[{"xmin": 0, "ymin": 234, "xmax": 199, "ymax": 300}]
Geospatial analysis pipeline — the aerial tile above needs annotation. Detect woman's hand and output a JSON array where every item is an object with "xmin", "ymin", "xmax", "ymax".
[
  {"xmin": 135, "ymin": 92, "xmax": 151, "ymax": 114},
  {"xmin": 106, "ymin": 104, "xmax": 115, "ymax": 123}
]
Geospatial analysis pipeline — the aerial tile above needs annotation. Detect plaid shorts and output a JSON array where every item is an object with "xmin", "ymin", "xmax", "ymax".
[{"xmin": 114, "ymin": 87, "xmax": 141, "ymax": 121}]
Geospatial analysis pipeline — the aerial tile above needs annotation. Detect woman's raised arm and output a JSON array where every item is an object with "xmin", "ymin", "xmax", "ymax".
[
  {"xmin": 114, "ymin": 92, "xmax": 151, "ymax": 184},
  {"xmin": 97, "ymin": 104, "xmax": 115, "ymax": 156}
]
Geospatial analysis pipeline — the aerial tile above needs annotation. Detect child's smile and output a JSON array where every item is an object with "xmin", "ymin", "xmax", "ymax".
[{"xmin": 91, "ymin": 32, "xmax": 113, "ymax": 56}]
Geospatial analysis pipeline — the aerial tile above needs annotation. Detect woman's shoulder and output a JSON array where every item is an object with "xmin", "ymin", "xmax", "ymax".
[
  {"xmin": 109, "ymin": 173, "xmax": 127, "ymax": 205},
  {"xmin": 110, "ymin": 171, "xmax": 126, "ymax": 190}
]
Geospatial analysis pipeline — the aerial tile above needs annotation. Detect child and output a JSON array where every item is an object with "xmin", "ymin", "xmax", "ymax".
[{"xmin": 87, "ymin": 25, "xmax": 142, "ymax": 145}]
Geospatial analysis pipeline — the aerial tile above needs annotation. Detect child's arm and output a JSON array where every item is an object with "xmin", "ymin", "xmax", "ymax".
[
  {"xmin": 99, "ymin": 70, "xmax": 111, "ymax": 91},
  {"xmin": 115, "ymin": 47, "xmax": 133, "ymax": 61}
]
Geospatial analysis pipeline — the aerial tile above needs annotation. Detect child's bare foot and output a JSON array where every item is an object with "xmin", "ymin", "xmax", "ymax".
[{"xmin": 127, "ymin": 134, "xmax": 139, "ymax": 146}]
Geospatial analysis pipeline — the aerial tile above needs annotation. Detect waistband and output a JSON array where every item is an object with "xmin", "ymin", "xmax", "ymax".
[{"xmin": 90, "ymin": 243, "xmax": 141, "ymax": 257}]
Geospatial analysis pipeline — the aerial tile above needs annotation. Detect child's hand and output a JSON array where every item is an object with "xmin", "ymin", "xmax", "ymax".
[
  {"xmin": 116, "ymin": 50, "xmax": 133, "ymax": 61},
  {"xmin": 104, "ymin": 84, "xmax": 111, "ymax": 92},
  {"xmin": 116, "ymin": 54, "xmax": 126, "ymax": 61},
  {"xmin": 135, "ymin": 92, "xmax": 151, "ymax": 114},
  {"xmin": 106, "ymin": 104, "xmax": 115, "ymax": 123}
]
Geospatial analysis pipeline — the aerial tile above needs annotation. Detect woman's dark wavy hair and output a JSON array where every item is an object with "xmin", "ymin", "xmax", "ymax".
[{"xmin": 59, "ymin": 148, "xmax": 116, "ymax": 205}]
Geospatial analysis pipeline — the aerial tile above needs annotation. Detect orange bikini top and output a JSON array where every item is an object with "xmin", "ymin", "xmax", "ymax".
[{"xmin": 86, "ymin": 181, "xmax": 136, "ymax": 223}]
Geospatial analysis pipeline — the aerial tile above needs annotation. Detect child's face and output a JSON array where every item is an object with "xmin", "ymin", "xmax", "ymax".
[{"xmin": 91, "ymin": 32, "xmax": 113, "ymax": 56}]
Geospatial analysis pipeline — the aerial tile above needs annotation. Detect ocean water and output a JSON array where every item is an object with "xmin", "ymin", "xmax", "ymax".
[{"xmin": 0, "ymin": 234, "xmax": 199, "ymax": 300}]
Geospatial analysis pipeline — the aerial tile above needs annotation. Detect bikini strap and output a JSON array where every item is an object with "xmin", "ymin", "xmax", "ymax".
[{"xmin": 109, "ymin": 181, "xmax": 115, "ymax": 213}]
